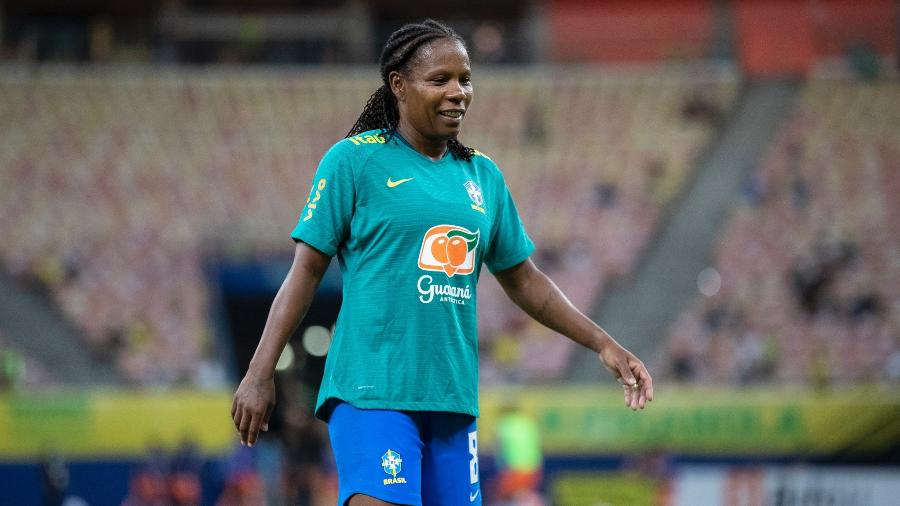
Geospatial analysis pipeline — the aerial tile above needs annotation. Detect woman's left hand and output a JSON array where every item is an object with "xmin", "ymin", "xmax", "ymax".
[
  {"xmin": 598, "ymin": 343, "xmax": 653, "ymax": 410},
  {"xmin": 495, "ymin": 259, "xmax": 655, "ymax": 410}
]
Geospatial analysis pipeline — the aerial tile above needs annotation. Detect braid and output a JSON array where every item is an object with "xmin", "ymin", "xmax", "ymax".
[
  {"xmin": 346, "ymin": 19, "xmax": 475, "ymax": 162},
  {"xmin": 346, "ymin": 86, "xmax": 397, "ymax": 139}
]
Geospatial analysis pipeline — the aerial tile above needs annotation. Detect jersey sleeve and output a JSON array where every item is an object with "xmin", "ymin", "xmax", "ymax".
[
  {"xmin": 484, "ymin": 175, "xmax": 535, "ymax": 273},
  {"xmin": 291, "ymin": 141, "xmax": 356, "ymax": 256}
]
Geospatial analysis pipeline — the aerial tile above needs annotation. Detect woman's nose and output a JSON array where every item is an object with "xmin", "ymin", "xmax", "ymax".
[{"xmin": 446, "ymin": 80, "xmax": 467, "ymax": 101}]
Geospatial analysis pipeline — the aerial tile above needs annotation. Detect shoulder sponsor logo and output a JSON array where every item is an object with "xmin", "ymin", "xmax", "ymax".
[
  {"xmin": 387, "ymin": 177, "xmax": 414, "ymax": 188},
  {"xmin": 416, "ymin": 225, "xmax": 479, "ymax": 305},
  {"xmin": 348, "ymin": 134, "xmax": 386, "ymax": 145},
  {"xmin": 472, "ymin": 149, "xmax": 491, "ymax": 161},
  {"xmin": 303, "ymin": 178, "xmax": 327, "ymax": 222}
]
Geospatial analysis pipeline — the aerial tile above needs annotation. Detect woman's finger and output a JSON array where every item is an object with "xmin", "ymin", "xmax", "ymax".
[
  {"xmin": 617, "ymin": 361, "xmax": 638, "ymax": 388},
  {"xmin": 634, "ymin": 363, "xmax": 654, "ymax": 403},
  {"xmin": 622, "ymin": 383, "xmax": 633, "ymax": 407},
  {"xmin": 262, "ymin": 403, "xmax": 274, "ymax": 432},
  {"xmin": 233, "ymin": 405, "xmax": 243, "ymax": 432},
  {"xmin": 238, "ymin": 408, "xmax": 252, "ymax": 445},
  {"xmin": 247, "ymin": 413, "xmax": 262, "ymax": 447}
]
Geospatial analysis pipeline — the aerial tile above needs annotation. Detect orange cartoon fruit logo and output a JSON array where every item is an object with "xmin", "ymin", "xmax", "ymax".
[{"xmin": 418, "ymin": 225, "xmax": 480, "ymax": 277}]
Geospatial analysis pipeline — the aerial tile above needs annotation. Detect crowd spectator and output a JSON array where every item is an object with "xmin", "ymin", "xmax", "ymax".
[{"xmin": 665, "ymin": 79, "xmax": 900, "ymax": 386}]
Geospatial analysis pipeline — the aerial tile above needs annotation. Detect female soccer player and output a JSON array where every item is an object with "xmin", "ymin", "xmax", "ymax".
[{"xmin": 232, "ymin": 19, "xmax": 653, "ymax": 506}]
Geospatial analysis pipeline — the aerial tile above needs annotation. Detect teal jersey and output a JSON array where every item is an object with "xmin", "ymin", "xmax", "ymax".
[{"xmin": 292, "ymin": 129, "xmax": 534, "ymax": 419}]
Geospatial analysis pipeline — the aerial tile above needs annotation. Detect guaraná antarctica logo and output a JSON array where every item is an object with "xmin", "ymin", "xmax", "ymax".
[
  {"xmin": 418, "ymin": 224, "xmax": 480, "ymax": 277},
  {"xmin": 382, "ymin": 449, "xmax": 407, "ymax": 485},
  {"xmin": 417, "ymin": 225, "xmax": 480, "ymax": 305}
]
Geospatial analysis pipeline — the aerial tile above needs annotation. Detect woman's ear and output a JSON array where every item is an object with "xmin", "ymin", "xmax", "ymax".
[{"xmin": 388, "ymin": 71, "xmax": 405, "ymax": 102}]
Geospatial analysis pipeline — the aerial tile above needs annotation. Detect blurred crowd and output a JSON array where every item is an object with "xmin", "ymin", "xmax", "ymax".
[
  {"xmin": 468, "ymin": 70, "xmax": 736, "ymax": 383},
  {"xmin": 665, "ymin": 81, "xmax": 900, "ymax": 385},
  {"xmin": 0, "ymin": 67, "xmax": 736, "ymax": 387},
  {"xmin": 3, "ymin": 68, "xmax": 896, "ymax": 389},
  {"xmin": 1, "ymin": 69, "xmax": 373, "ymax": 386}
]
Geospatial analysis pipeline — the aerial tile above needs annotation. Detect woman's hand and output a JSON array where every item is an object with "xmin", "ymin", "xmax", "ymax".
[
  {"xmin": 229, "ymin": 242, "xmax": 331, "ymax": 447},
  {"xmin": 496, "ymin": 259, "xmax": 655, "ymax": 411},
  {"xmin": 598, "ymin": 343, "xmax": 653, "ymax": 410},
  {"xmin": 231, "ymin": 370, "xmax": 276, "ymax": 447}
]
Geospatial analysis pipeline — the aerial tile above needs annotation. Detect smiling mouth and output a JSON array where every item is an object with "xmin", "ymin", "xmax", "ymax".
[{"xmin": 439, "ymin": 110, "xmax": 464, "ymax": 119}]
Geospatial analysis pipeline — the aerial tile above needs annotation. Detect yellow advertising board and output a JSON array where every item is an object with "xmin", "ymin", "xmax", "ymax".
[
  {"xmin": 0, "ymin": 390, "xmax": 234, "ymax": 458},
  {"xmin": 478, "ymin": 384, "xmax": 900, "ymax": 455},
  {"xmin": 1, "ymin": 385, "xmax": 898, "ymax": 458}
]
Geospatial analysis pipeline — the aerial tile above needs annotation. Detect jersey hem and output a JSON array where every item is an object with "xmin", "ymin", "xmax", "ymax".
[
  {"xmin": 292, "ymin": 230, "xmax": 337, "ymax": 257},
  {"xmin": 316, "ymin": 396, "xmax": 479, "ymax": 420},
  {"xmin": 487, "ymin": 242, "xmax": 536, "ymax": 274}
]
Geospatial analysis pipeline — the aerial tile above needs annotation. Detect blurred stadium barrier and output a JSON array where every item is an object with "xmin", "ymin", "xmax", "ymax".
[
  {"xmin": 480, "ymin": 385, "xmax": 900, "ymax": 456},
  {"xmin": 671, "ymin": 465, "xmax": 900, "ymax": 505},
  {"xmin": 1, "ymin": 385, "xmax": 897, "ymax": 459},
  {"xmin": 0, "ymin": 390, "xmax": 233, "ymax": 458}
]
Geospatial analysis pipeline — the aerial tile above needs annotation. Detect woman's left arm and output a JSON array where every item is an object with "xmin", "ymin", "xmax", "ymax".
[{"xmin": 494, "ymin": 258, "xmax": 653, "ymax": 410}]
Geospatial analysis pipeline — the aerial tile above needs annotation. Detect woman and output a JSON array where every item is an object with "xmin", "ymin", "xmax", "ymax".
[{"xmin": 232, "ymin": 19, "xmax": 653, "ymax": 506}]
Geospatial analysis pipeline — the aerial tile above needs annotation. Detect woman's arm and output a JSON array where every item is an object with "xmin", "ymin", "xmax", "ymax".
[
  {"xmin": 231, "ymin": 241, "xmax": 332, "ymax": 446},
  {"xmin": 494, "ymin": 258, "xmax": 653, "ymax": 410}
]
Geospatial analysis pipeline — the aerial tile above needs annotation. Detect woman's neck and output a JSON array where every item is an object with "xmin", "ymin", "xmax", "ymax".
[{"xmin": 396, "ymin": 122, "xmax": 447, "ymax": 161}]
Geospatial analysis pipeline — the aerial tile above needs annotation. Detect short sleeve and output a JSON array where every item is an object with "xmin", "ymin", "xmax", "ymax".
[
  {"xmin": 485, "ymin": 178, "xmax": 535, "ymax": 273},
  {"xmin": 291, "ymin": 141, "xmax": 356, "ymax": 256}
]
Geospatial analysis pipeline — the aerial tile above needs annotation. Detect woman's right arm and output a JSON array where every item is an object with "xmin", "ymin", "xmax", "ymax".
[{"xmin": 231, "ymin": 241, "xmax": 332, "ymax": 446}]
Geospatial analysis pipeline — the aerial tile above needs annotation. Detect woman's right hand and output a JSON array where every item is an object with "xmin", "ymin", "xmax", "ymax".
[
  {"xmin": 231, "ymin": 370, "xmax": 275, "ymax": 447},
  {"xmin": 229, "ymin": 242, "xmax": 331, "ymax": 447}
]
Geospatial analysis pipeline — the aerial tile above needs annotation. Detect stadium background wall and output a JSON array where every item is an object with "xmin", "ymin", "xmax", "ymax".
[{"xmin": 549, "ymin": 0, "xmax": 895, "ymax": 75}]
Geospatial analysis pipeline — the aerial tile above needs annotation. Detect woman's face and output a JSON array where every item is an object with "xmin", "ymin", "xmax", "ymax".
[{"xmin": 392, "ymin": 38, "xmax": 473, "ymax": 144}]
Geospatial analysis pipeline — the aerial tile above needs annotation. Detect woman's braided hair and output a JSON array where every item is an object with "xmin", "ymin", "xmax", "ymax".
[{"xmin": 346, "ymin": 19, "xmax": 475, "ymax": 162}]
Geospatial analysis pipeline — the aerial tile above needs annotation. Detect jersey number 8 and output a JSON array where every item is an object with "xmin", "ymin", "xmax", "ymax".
[{"xmin": 468, "ymin": 431, "xmax": 479, "ymax": 485}]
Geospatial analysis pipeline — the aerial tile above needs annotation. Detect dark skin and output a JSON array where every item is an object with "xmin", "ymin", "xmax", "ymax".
[
  {"xmin": 389, "ymin": 38, "xmax": 473, "ymax": 161},
  {"xmin": 231, "ymin": 242, "xmax": 330, "ymax": 448},
  {"xmin": 232, "ymin": 37, "xmax": 653, "ymax": 506}
]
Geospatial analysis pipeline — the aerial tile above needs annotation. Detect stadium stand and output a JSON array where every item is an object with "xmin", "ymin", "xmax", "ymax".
[
  {"xmin": 468, "ymin": 69, "xmax": 738, "ymax": 382},
  {"xmin": 664, "ymin": 79, "xmax": 900, "ymax": 385},
  {"xmin": 0, "ymin": 66, "xmax": 737, "ymax": 385}
]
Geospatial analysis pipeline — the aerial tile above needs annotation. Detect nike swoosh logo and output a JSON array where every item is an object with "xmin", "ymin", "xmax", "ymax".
[
  {"xmin": 469, "ymin": 490, "xmax": 480, "ymax": 502},
  {"xmin": 387, "ymin": 177, "xmax": 414, "ymax": 188}
]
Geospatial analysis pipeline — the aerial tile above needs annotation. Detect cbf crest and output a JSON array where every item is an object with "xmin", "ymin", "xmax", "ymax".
[
  {"xmin": 381, "ymin": 449, "xmax": 407, "ymax": 485},
  {"xmin": 464, "ymin": 180, "xmax": 485, "ymax": 214}
]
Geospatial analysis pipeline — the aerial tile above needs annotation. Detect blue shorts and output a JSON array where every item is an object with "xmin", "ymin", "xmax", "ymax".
[{"xmin": 327, "ymin": 401, "xmax": 482, "ymax": 506}]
